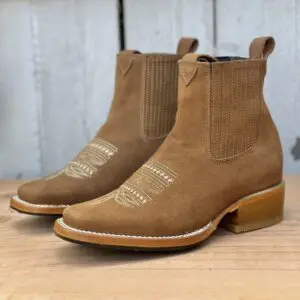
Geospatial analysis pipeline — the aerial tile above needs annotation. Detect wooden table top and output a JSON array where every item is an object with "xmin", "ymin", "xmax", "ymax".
[{"xmin": 1, "ymin": 177, "xmax": 299, "ymax": 299}]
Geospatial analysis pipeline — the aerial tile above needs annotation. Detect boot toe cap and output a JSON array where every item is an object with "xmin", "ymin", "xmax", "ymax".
[
  {"xmin": 62, "ymin": 195, "xmax": 173, "ymax": 237},
  {"xmin": 17, "ymin": 178, "xmax": 74, "ymax": 205},
  {"xmin": 62, "ymin": 199, "xmax": 120, "ymax": 234},
  {"xmin": 18, "ymin": 180, "xmax": 48, "ymax": 204}
]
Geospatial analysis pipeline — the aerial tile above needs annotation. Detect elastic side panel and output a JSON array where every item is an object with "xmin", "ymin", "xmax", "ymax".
[
  {"xmin": 210, "ymin": 61, "xmax": 265, "ymax": 160},
  {"xmin": 141, "ymin": 55, "xmax": 179, "ymax": 140}
]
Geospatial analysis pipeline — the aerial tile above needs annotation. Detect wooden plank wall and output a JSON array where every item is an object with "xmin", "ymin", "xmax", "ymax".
[
  {"xmin": 0, "ymin": 0, "xmax": 118, "ymax": 178},
  {"xmin": 124, "ymin": 0, "xmax": 214, "ymax": 53},
  {"xmin": 0, "ymin": 0, "xmax": 299, "ymax": 178},
  {"xmin": 125, "ymin": 0, "xmax": 300, "ymax": 173},
  {"xmin": 0, "ymin": 1, "xmax": 40, "ymax": 179}
]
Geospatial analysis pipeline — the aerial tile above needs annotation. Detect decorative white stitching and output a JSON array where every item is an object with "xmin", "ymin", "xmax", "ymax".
[
  {"xmin": 57, "ymin": 218, "xmax": 212, "ymax": 240},
  {"xmin": 45, "ymin": 138, "xmax": 118, "ymax": 180},
  {"xmin": 113, "ymin": 160, "xmax": 178, "ymax": 207},
  {"xmin": 118, "ymin": 55, "xmax": 134, "ymax": 76},
  {"xmin": 12, "ymin": 195, "xmax": 69, "ymax": 208},
  {"xmin": 180, "ymin": 66, "xmax": 198, "ymax": 86}
]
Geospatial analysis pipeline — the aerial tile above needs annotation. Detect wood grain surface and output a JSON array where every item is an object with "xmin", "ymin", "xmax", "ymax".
[{"xmin": 0, "ymin": 177, "xmax": 299, "ymax": 299}]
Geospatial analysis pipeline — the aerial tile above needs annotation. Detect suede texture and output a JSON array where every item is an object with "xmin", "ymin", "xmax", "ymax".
[
  {"xmin": 63, "ymin": 37, "xmax": 283, "ymax": 237},
  {"xmin": 18, "ymin": 37, "xmax": 199, "ymax": 206}
]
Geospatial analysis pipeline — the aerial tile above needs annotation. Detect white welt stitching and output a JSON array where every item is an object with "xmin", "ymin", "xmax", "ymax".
[
  {"xmin": 57, "ymin": 218, "xmax": 212, "ymax": 240},
  {"xmin": 13, "ymin": 196, "xmax": 69, "ymax": 208}
]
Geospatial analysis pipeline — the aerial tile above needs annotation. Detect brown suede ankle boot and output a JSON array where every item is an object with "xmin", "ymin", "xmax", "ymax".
[
  {"xmin": 54, "ymin": 36, "xmax": 284, "ymax": 250},
  {"xmin": 10, "ymin": 37, "xmax": 199, "ymax": 215}
]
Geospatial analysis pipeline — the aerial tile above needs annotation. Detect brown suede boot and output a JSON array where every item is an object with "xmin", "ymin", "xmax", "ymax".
[
  {"xmin": 54, "ymin": 36, "xmax": 284, "ymax": 250},
  {"xmin": 10, "ymin": 37, "xmax": 199, "ymax": 215}
]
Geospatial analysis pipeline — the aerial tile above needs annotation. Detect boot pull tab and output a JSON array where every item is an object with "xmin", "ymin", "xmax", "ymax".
[
  {"xmin": 249, "ymin": 36, "xmax": 275, "ymax": 59},
  {"xmin": 177, "ymin": 37, "xmax": 199, "ymax": 56}
]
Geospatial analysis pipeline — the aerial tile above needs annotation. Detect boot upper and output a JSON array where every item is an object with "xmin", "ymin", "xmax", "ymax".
[
  {"xmin": 63, "ymin": 36, "xmax": 283, "ymax": 237},
  {"xmin": 18, "ymin": 37, "xmax": 199, "ymax": 205}
]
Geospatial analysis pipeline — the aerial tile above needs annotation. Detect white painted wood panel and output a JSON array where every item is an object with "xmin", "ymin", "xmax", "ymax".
[
  {"xmin": 124, "ymin": 0, "xmax": 214, "ymax": 53},
  {"xmin": 216, "ymin": 0, "xmax": 300, "ymax": 173},
  {"xmin": 31, "ymin": 0, "xmax": 119, "ymax": 175},
  {"xmin": 1, "ymin": 0, "xmax": 300, "ymax": 177},
  {"xmin": 0, "ymin": 1, "xmax": 40, "ymax": 179},
  {"xmin": 0, "ymin": 0, "xmax": 119, "ymax": 178}
]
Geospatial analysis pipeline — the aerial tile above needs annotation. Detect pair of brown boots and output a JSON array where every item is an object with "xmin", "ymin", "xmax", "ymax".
[{"xmin": 11, "ymin": 36, "xmax": 284, "ymax": 251}]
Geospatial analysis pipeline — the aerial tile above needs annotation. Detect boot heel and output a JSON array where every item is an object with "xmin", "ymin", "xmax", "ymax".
[{"xmin": 221, "ymin": 182, "xmax": 285, "ymax": 233}]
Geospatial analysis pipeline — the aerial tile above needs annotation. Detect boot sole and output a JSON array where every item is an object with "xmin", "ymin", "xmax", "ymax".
[
  {"xmin": 10, "ymin": 195, "xmax": 67, "ymax": 215},
  {"xmin": 54, "ymin": 181, "xmax": 285, "ymax": 251}
]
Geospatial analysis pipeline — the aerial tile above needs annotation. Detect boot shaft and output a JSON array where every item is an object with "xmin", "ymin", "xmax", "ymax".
[
  {"xmin": 100, "ymin": 37, "xmax": 199, "ymax": 141},
  {"xmin": 173, "ymin": 36, "xmax": 282, "ymax": 166}
]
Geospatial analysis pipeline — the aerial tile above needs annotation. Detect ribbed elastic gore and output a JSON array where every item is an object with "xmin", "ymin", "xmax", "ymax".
[
  {"xmin": 141, "ymin": 55, "xmax": 179, "ymax": 140},
  {"xmin": 210, "ymin": 61, "xmax": 263, "ymax": 160}
]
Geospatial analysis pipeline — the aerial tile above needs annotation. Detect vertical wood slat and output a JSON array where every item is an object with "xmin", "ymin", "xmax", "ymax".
[
  {"xmin": 0, "ymin": 1, "xmax": 40, "ymax": 179},
  {"xmin": 0, "ymin": 0, "xmax": 299, "ymax": 177},
  {"xmin": 32, "ymin": 0, "xmax": 119, "ymax": 175},
  {"xmin": 216, "ymin": 0, "xmax": 300, "ymax": 173},
  {"xmin": 124, "ymin": 0, "xmax": 214, "ymax": 53},
  {"xmin": 0, "ymin": 0, "xmax": 119, "ymax": 178}
]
